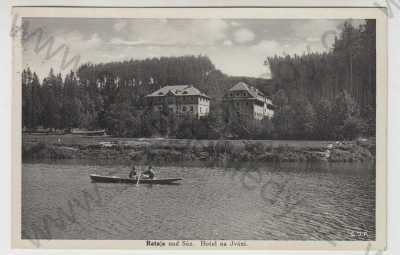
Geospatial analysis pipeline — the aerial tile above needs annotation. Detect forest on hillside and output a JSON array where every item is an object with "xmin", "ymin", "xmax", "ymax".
[{"xmin": 22, "ymin": 20, "xmax": 376, "ymax": 140}]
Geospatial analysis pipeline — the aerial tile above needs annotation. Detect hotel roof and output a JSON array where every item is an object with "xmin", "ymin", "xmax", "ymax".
[
  {"xmin": 228, "ymin": 82, "xmax": 268, "ymax": 102},
  {"xmin": 146, "ymin": 85, "xmax": 210, "ymax": 98}
]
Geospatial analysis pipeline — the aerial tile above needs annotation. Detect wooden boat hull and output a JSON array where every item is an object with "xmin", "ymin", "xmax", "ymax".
[{"xmin": 90, "ymin": 174, "xmax": 182, "ymax": 184}]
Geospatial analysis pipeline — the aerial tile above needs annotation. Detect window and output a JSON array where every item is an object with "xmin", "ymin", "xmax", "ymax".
[
  {"xmin": 190, "ymin": 106, "xmax": 193, "ymax": 111},
  {"xmin": 182, "ymin": 106, "xmax": 187, "ymax": 112}
]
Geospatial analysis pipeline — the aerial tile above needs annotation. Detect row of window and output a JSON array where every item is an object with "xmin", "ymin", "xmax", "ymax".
[
  {"xmin": 228, "ymin": 92, "xmax": 274, "ymax": 107},
  {"xmin": 150, "ymin": 96, "xmax": 209, "ymax": 104},
  {"xmin": 157, "ymin": 106, "xmax": 194, "ymax": 112},
  {"xmin": 232, "ymin": 103, "xmax": 271, "ymax": 117},
  {"xmin": 229, "ymin": 101, "xmax": 274, "ymax": 111},
  {"xmin": 230, "ymin": 92, "xmax": 248, "ymax": 97},
  {"xmin": 183, "ymin": 106, "xmax": 194, "ymax": 112},
  {"xmin": 234, "ymin": 101, "xmax": 251, "ymax": 107},
  {"xmin": 266, "ymin": 104, "xmax": 274, "ymax": 110},
  {"xmin": 199, "ymin": 97, "xmax": 209, "ymax": 103},
  {"xmin": 199, "ymin": 107, "xmax": 208, "ymax": 114}
]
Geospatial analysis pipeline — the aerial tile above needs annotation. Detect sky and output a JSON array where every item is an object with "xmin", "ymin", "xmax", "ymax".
[{"xmin": 21, "ymin": 18, "xmax": 366, "ymax": 80}]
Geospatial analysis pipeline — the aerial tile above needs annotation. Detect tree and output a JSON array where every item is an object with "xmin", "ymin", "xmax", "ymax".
[
  {"xmin": 21, "ymin": 19, "xmax": 376, "ymax": 140},
  {"xmin": 254, "ymin": 118, "xmax": 274, "ymax": 139},
  {"xmin": 61, "ymin": 71, "xmax": 82, "ymax": 129},
  {"xmin": 342, "ymin": 116, "xmax": 367, "ymax": 140},
  {"xmin": 103, "ymin": 102, "xmax": 141, "ymax": 137},
  {"xmin": 271, "ymin": 89, "xmax": 294, "ymax": 138},
  {"xmin": 266, "ymin": 20, "xmax": 376, "ymax": 140},
  {"xmin": 176, "ymin": 116, "xmax": 195, "ymax": 139},
  {"xmin": 314, "ymin": 98, "xmax": 333, "ymax": 139},
  {"xmin": 331, "ymin": 90, "xmax": 365, "ymax": 139},
  {"xmin": 40, "ymin": 69, "xmax": 63, "ymax": 129},
  {"xmin": 22, "ymin": 69, "xmax": 33, "ymax": 129},
  {"xmin": 291, "ymin": 97, "xmax": 316, "ymax": 139}
]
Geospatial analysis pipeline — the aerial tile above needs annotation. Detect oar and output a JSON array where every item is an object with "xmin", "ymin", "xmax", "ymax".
[{"xmin": 136, "ymin": 169, "xmax": 141, "ymax": 185}]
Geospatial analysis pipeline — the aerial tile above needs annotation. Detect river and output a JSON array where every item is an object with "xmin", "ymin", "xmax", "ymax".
[{"xmin": 21, "ymin": 161, "xmax": 375, "ymax": 240}]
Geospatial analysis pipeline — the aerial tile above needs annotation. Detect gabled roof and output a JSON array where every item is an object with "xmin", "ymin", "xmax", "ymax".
[
  {"xmin": 228, "ymin": 82, "xmax": 267, "ymax": 102},
  {"xmin": 146, "ymin": 85, "xmax": 209, "ymax": 98}
]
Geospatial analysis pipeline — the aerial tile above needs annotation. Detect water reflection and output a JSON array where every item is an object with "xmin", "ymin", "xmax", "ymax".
[{"xmin": 21, "ymin": 161, "xmax": 375, "ymax": 241}]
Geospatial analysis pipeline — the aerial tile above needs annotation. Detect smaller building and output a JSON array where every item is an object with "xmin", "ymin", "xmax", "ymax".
[
  {"xmin": 145, "ymin": 85, "xmax": 210, "ymax": 119},
  {"xmin": 223, "ymin": 82, "xmax": 274, "ymax": 121}
]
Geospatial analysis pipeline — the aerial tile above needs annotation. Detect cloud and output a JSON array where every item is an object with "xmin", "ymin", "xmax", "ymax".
[
  {"xmin": 123, "ymin": 19, "xmax": 229, "ymax": 47},
  {"xmin": 109, "ymin": 37, "xmax": 148, "ymax": 46},
  {"xmin": 22, "ymin": 18, "xmax": 357, "ymax": 79},
  {"xmin": 259, "ymin": 71, "xmax": 271, "ymax": 79},
  {"xmin": 250, "ymin": 40, "xmax": 280, "ymax": 53},
  {"xmin": 222, "ymin": 40, "xmax": 233, "ymax": 46},
  {"xmin": 233, "ymin": 28, "xmax": 255, "ymax": 43},
  {"xmin": 61, "ymin": 32, "xmax": 103, "ymax": 55},
  {"xmin": 23, "ymin": 30, "xmax": 103, "ymax": 57},
  {"xmin": 22, "ymin": 29, "xmax": 107, "ymax": 79},
  {"xmin": 84, "ymin": 33, "xmax": 102, "ymax": 47},
  {"xmin": 306, "ymin": 37, "xmax": 321, "ymax": 42},
  {"xmin": 113, "ymin": 20, "xmax": 127, "ymax": 31},
  {"xmin": 251, "ymin": 39, "xmax": 315, "ymax": 57},
  {"xmin": 230, "ymin": 21, "xmax": 240, "ymax": 27}
]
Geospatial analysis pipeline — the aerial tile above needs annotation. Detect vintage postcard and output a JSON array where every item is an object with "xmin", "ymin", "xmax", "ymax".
[{"xmin": 11, "ymin": 6, "xmax": 387, "ymax": 250}]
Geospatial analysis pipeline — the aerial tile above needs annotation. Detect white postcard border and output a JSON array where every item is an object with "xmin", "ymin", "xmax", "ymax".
[{"xmin": 11, "ymin": 6, "xmax": 387, "ymax": 251}]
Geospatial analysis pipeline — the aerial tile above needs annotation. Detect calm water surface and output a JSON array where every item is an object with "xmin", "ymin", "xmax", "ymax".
[{"xmin": 22, "ymin": 162, "xmax": 375, "ymax": 240}]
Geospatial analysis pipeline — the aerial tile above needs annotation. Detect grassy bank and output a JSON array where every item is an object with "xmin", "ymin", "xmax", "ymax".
[{"xmin": 22, "ymin": 134, "xmax": 375, "ymax": 164}]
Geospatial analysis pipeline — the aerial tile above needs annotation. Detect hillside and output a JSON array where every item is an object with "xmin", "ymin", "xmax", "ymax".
[{"xmin": 21, "ymin": 20, "xmax": 376, "ymax": 140}]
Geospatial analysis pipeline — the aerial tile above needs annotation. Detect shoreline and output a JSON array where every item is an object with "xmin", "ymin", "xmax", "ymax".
[{"xmin": 22, "ymin": 134, "xmax": 375, "ymax": 164}]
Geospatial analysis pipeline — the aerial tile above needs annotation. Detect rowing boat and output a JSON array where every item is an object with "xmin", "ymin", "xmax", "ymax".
[{"xmin": 90, "ymin": 174, "xmax": 182, "ymax": 184}]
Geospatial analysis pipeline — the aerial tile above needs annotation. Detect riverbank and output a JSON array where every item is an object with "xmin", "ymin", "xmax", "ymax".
[
  {"xmin": 22, "ymin": 134, "xmax": 375, "ymax": 164},
  {"xmin": 22, "ymin": 162, "xmax": 375, "ymax": 240}
]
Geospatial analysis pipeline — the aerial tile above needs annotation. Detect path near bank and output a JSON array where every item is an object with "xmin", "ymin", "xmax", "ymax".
[{"xmin": 23, "ymin": 134, "xmax": 375, "ymax": 163}]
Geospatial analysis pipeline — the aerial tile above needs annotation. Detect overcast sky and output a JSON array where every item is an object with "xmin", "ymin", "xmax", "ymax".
[{"xmin": 22, "ymin": 18, "xmax": 365, "ymax": 80}]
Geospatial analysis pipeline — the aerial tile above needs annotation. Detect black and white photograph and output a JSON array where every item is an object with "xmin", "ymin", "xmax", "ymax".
[{"xmin": 11, "ymin": 6, "xmax": 387, "ymax": 250}]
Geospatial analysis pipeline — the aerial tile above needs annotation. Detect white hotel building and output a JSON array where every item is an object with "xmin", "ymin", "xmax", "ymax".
[{"xmin": 145, "ymin": 85, "xmax": 210, "ymax": 119}]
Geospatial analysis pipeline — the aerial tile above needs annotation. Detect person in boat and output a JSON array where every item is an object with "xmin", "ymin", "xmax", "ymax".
[
  {"xmin": 129, "ymin": 165, "xmax": 137, "ymax": 179},
  {"xmin": 142, "ymin": 165, "xmax": 155, "ymax": 179}
]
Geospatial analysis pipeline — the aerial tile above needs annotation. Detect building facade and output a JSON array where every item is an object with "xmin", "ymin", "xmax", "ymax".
[
  {"xmin": 223, "ymin": 82, "xmax": 274, "ymax": 121},
  {"xmin": 145, "ymin": 85, "xmax": 210, "ymax": 118}
]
